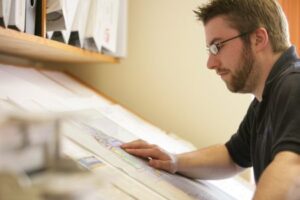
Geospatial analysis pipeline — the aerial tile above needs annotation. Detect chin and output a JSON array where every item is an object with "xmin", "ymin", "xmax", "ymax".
[
  {"xmin": 224, "ymin": 81, "xmax": 237, "ymax": 93},
  {"xmin": 225, "ymin": 83, "xmax": 248, "ymax": 94},
  {"xmin": 227, "ymin": 87, "xmax": 238, "ymax": 93}
]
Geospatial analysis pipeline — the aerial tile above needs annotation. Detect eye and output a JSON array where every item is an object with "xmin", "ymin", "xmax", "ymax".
[{"xmin": 209, "ymin": 44, "xmax": 219, "ymax": 55}]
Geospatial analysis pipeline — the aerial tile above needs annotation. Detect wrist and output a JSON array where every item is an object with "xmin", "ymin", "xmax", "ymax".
[{"xmin": 169, "ymin": 153, "xmax": 178, "ymax": 174}]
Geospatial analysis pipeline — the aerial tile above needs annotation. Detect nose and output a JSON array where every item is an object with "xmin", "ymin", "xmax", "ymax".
[{"xmin": 206, "ymin": 54, "xmax": 221, "ymax": 70}]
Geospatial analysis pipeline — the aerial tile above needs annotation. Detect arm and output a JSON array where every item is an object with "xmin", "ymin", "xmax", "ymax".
[
  {"xmin": 121, "ymin": 139, "xmax": 244, "ymax": 179},
  {"xmin": 253, "ymin": 151, "xmax": 300, "ymax": 200},
  {"xmin": 176, "ymin": 143, "xmax": 244, "ymax": 179}
]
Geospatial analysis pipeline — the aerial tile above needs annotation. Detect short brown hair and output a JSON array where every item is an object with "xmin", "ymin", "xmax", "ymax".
[{"xmin": 194, "ymin": 0, "xmax": 290, "ymax": 52}]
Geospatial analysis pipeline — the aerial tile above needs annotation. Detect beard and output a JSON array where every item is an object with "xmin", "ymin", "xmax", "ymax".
[{"xmin": 225, "ymin": 45, "xmax": 256, "ymax": 93}]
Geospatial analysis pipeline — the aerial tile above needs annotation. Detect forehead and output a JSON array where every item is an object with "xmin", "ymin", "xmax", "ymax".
[{"xmin": 204, "ymin": 16, "xmax": 239, "ymax": 44}]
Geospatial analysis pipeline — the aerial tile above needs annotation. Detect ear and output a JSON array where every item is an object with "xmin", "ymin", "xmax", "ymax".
[{"xmin": 251, "ymin": 28, "xmax": 269, "ymax": 52}]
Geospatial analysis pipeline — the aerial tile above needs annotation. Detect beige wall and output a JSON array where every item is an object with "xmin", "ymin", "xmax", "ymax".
[{"xmin": 45, "ymin": 0, "xmax": 252, "ymax": 148}]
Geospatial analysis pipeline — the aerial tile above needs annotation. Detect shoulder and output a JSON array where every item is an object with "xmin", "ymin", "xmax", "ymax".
[
  {"xmin": 269, "ymin": 61, "xmax": 300, "ymax": 108},
  {"xmin": 274, "ymin": 60, "xmax": 300, "ymax": 94}
]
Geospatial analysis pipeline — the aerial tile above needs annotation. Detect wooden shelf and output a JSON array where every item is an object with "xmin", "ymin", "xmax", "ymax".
[{"xmin": 0, "ymin": 27, "xmax": 119, "ymax": 63}]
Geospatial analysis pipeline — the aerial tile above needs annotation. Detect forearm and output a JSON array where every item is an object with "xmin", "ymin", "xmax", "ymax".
[
  {"xmin": 253, "ymin": 152, "xmax": 300, "ymax": 200},
  {"xmin": 176, "ymin": 144, "xmax": 244, "ymax": 179}
]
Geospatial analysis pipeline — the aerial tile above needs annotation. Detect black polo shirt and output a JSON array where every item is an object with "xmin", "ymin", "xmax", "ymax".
[{"xmin": 225, "ymin": 46, "xmax": 300, "ymax": 183}]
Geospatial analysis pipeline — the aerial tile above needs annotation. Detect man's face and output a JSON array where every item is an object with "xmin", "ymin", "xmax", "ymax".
[
  {"xmin": 205, "ymin": 16, "xmax": 257, "ymax": 93},
  {"xmin": 229, "ymin": 45, "xmax": 255, "ymax": 92}
]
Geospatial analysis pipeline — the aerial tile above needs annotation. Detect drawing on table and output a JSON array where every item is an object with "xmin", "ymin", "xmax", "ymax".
[{"xmin": 78, "ymin": 155, "xmax": 104, "ymax": 170}]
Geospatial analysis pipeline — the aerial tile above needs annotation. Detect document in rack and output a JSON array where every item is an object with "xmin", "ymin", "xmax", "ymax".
[
  {"xmin": 83, "ymin": 0, "xmax": 104, "ymax": 52},
  {"xmin": 103, "ymin": 0, "xmax": 127, "ymax": 57},
  {"xmin": 115, "ymin": 0, "xmax": 128, "ymax": 57},
  {"xmin": 8, "ymin": 0, "xmax": 26, "ymax": 32},
  {"xmin": 50, "ymin": 30, "xmax": 71, "ymax": 43},
  {"xmin": 46, "ymin": 0, "xmax": 66, "ymax": 31},
  {"xmin": 101, "ymin": 0, "xmax": 119, "ymax": 53},
  {"xmin": 69, "ymin": 0, "xmax": 91, "ymax": 48},
  {"xmin": 46, "ymin": 0, "xmax": 79, "ymax": 43},
  {"xmin": 0, "ymin": 0, "xmax": 12, "ymax": 27},
  {"xmin": 25, "ymin": 0, "xmax": 37, "ymax": 34}
]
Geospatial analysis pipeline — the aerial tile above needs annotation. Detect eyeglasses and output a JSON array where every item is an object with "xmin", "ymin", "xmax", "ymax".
[{"xmin": 207, "ymin": 32, "xmax": 250, "ymax": 55}]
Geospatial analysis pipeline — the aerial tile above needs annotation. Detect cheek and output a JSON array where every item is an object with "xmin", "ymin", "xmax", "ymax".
[{"xmin": 227, "ymin": 51, "xmax": 244, "ymax": 71}]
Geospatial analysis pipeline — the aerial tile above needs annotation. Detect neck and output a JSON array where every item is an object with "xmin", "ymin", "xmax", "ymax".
[{"xmin": 253, "ymin": 51, "xmax": 283, "ymax": 102}]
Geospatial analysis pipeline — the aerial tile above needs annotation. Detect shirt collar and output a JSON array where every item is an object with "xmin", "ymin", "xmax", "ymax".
[
  {"xmin": 266, "ymin": 46, "xmax": 299, "ymax": 85},
  {"xmin": 262, "ymin": 46, "xmax": 299, "ymax": 100}
]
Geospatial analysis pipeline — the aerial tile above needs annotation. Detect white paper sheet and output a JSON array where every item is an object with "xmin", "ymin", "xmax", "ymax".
[
  {"xmin": 0, "ymin": 65, "xmax": 76, "ymax": 99},
  {"xmin": 40, "ymin": 69, "xmax": 113, "ymax": 108},
  {"xmin": 99, "ymin": 105, "xmax": 196, "ymax": 153},
  {"xmin": 207, "ymin": 178, "xmax": 254, "ymax": 200}
]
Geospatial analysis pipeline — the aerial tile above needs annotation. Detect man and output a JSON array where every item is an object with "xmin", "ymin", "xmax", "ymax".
[{"xmin": 121, "ymin": 0, "xmax": 300, "ymax": 199}]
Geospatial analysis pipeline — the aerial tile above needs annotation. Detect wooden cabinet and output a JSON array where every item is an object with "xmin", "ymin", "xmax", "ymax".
[
  {"xmin": 0, "ymin": 0, "xmax": 119, "ymax": 64},
  {"xmin": 0, "ymin": 27, "xmax": 119, "ymax": 63}
]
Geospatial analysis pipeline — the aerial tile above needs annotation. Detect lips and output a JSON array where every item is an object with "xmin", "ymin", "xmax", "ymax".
[{"xmin": 217, "ymin": 69, "xmax": 230, "ymax": 76}]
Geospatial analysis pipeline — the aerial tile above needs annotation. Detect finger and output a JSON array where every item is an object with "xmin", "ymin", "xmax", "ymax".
[
  {"xmin": 124, "ymin": 148, "xmax": 157, "ymax": 159},
  {"xmin": 121, "ymin": 139, "xmax": 153, "ymax": 149},
  {"xmin": 124, "ymin": 147, "xmax": 170, "ymax": 160},
  {"xmin": 149, "ymin": 159, "xmax": 177, "ymax": 174}
]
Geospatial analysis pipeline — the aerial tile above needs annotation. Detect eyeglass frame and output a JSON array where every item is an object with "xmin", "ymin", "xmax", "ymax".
[{"xmin": 207, "ymin": 31, "xmax": 251, "ymax": 55}]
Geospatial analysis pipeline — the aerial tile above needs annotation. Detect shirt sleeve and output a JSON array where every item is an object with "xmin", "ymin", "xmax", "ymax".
[
  {"xmin": 271, "ymin": 73, "xmax": 300, "ymax": 159},
  {"xmin": 225, "ymin": 101, "xmax": 256, "ymax": 168}
]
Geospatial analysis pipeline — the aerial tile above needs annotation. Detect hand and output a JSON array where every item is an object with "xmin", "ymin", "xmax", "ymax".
[{"xmin": 121, "ymin": 139, "xmax": 178, "ymax": 173}]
